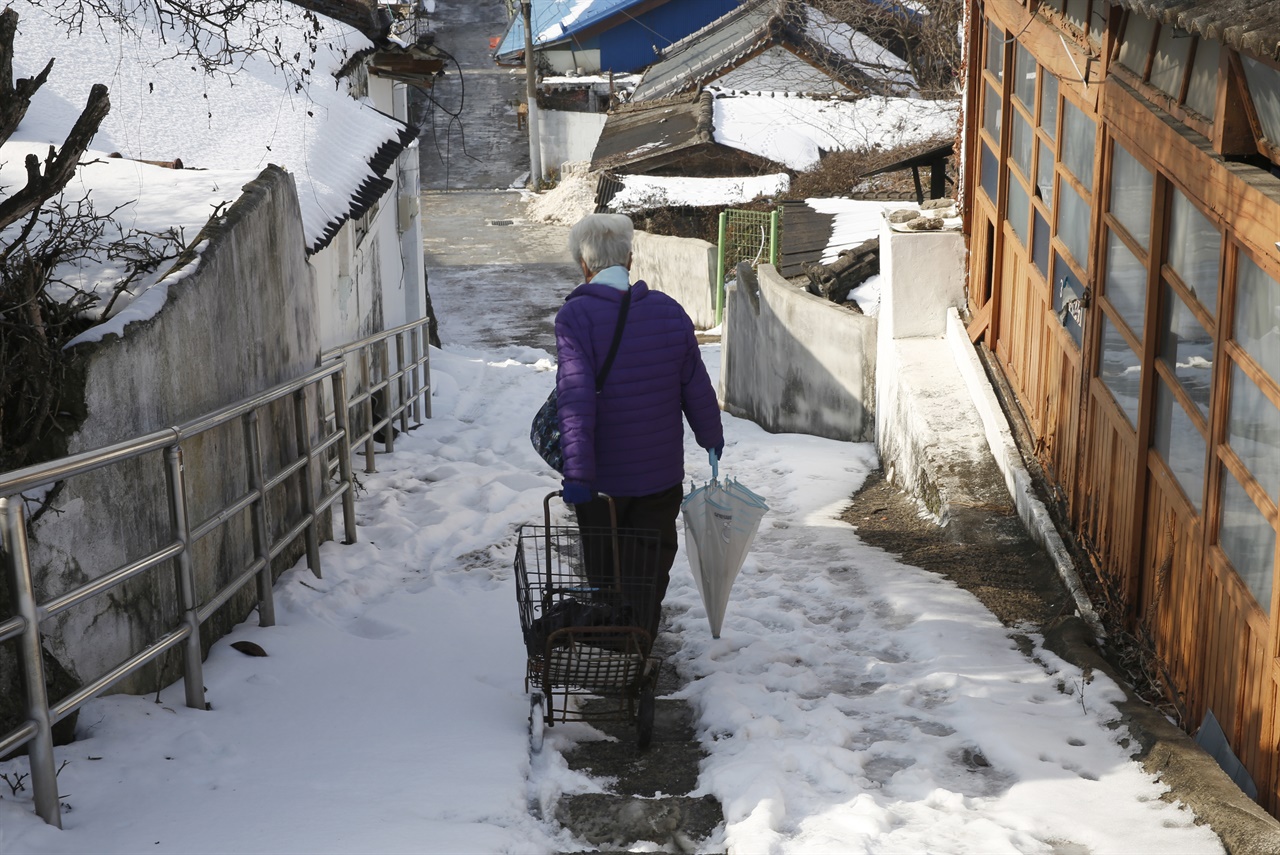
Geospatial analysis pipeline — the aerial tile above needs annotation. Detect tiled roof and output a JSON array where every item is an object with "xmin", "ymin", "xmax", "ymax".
[
  {"xmin": 632, "ymin": 0, "xmax": 781, "ymax": 101},
  {"xmin": 310, "ymin": 121, "xmax": 417, "ymax": 254},
  {"xmin": 1107, "ymin": 0, "xmax": 1280, "ymax": 62},
  {"xmin": 631, "ymin": 0, "xmax": 906, "ymax": 102}
]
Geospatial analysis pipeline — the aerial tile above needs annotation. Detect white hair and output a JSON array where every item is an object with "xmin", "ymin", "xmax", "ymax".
[{"xmin": 568, "ymin": 213, "xmax": 634, "ymax": 274}]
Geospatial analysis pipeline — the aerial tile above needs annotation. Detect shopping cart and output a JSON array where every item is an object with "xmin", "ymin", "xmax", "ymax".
[{"xmin": 515, "ymin": 492, "xmax": 661, "ymax": 752}]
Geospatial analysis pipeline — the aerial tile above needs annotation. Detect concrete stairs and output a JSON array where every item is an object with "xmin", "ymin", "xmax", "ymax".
[{"xmin": 552, "ymin": 626, "xmax": 725, "ymax": 854}]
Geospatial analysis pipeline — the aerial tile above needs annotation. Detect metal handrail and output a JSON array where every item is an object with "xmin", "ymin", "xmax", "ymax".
[
  {"xmin": 0, "ymin": 318, "xmax": 432, "ymax": 828},
  {"xmin": 320, "ymin": 316, "xmax": 432, "ymax": 475}
]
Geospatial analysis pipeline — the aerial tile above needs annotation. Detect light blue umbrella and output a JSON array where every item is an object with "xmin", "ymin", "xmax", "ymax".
[{"xmin": 681, "ymin": 451, "xmax": 768, "ymax": 638}]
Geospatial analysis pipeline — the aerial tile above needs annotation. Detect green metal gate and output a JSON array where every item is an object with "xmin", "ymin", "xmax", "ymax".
[{"xmin": 716, "ymin": 208, "xmax": 780, "ymax": 324}]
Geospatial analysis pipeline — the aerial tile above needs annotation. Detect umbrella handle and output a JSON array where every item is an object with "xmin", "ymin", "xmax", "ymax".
[{"xmin": 709, "ymin": 448, "xmax": 719, "ymax": 481}]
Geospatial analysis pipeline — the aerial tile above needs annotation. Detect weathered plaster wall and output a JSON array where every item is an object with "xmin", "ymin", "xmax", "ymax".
[
  {"xmin": 539, "ymin": 110, "xmax": 608, "ymax": 177},
  {"xmin": 632, "ymin": 231, "xmax": 719, "ymax": 330},
  {"xmin": 720, "ymin": 263, "xmax": 877, "ymax": 442},
  {"xmin": 27, "ymin": 167, "xmax": 322, "ymax": 694}
]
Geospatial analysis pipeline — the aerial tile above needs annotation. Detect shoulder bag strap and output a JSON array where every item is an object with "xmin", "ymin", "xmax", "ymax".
[{"xmin": 594, "ymin": 286, "xmax": 632, "ymax": 393}]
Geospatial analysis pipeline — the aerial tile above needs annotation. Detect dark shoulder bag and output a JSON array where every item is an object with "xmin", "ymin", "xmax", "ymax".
[{"xmin": 530, "ymin": 288, "xmax": 632, "ymax": 472}]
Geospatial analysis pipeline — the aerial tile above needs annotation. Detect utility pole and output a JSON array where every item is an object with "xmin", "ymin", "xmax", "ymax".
[{"xmin": 522, "ymin": 1, "xmax": 543, "ymax": 187}]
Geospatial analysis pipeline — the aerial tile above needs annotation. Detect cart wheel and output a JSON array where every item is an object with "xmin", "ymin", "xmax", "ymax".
[
  {"xmin": 529, "ymin": 692, "xmax": 546, "ymax": 754},
  {"xmin": 636, "ymin": 687, "xmax": 655, "ymax": 751}
]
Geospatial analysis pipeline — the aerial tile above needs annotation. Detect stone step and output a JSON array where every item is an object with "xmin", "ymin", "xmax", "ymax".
[{"xmin": 556, "ymin": 793, "xmax": 724, "ymax": 852}]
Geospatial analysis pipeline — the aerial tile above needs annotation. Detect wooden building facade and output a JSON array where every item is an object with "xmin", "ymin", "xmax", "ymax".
[{"xmin": 961, "ymin": 0, "xmax": 1280, "ymax": 810}]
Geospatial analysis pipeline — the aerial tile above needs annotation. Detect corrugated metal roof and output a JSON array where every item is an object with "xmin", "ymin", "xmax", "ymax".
[
  {"xmin": 1107, "ymin": 0, "xmax": 1280, "ymax": 62},
  {"xmin": 495, "ymin": 0, "xmax": 649, "ymax": 59}
]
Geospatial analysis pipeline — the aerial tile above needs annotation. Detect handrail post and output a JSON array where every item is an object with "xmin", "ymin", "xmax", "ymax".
[
  {"xmin": 330, "ymin": 369, "xmax": 359, "ymax": 546},
  {"xmin": 409, "ymin": 327, "xmax": 423, "ymax": 425},
  {"xmin": 770, "ymin": 207, "xmax": 780, "ymax": 266},
  {"xmin": 361, "ymin": 350, "xmax": 376, "ymax": 473},
  {"xmin": 1, "ymin": 498, "xmax": 62, "ymax": 828},
  {"xmin": 380, "ymin": 338, "xmax": 395, "ymax": 454},
  {"xmin": 419, "ymin": 323, "xmax": 432, "ymax": 420},
  {"xmin": 395, "ymin": 332, "xmax": 410, "ymax": 436},
  {"xmin": 292, "ymin": 389, "xmax": 323, "ymax": 578},
  {"xmin": 164, "ymin": 445, "xmax": 207, "ymax": 711},
  {"xmin": 241, "ymin": 411, "xmax": 276, "ymax": 627},
  {"xmin": 715, "ymin": 210, "xmax": 727, "ymax": 326}
]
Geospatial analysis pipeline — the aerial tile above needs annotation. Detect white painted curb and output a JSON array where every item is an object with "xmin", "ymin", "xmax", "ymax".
[{"xmin": 945, "ymin": 308, "xmax": 1105, "ymax": 639}]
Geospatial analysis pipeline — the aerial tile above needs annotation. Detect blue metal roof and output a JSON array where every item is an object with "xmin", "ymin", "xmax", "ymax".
[{"xmin": 495, "ymin": 0, "xmax": 649, "ymax": 59}]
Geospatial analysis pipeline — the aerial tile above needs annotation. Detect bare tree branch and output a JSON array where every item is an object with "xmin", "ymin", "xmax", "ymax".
[
  {"xmin": 0, "ymin": 7, "xmax": 55, "ymax": 147},
  {"xmin": 0, "ymin": 82, "xmax": 110, "ymax": 232}
]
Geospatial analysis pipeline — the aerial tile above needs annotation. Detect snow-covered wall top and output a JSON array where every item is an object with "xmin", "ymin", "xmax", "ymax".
[{"xmin": 9, "ymin": 0, "xmax": 407, "ymax": 255}]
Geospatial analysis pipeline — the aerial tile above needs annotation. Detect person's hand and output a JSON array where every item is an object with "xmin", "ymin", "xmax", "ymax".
[
  {"xmin": 561, "ymin": 480, "xmax": 594, "ymax": 505},
  {"xmin": 711, "ymin": 443, "xmax": 724, "ymax": 463}
]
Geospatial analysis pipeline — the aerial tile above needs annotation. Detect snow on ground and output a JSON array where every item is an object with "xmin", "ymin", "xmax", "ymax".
[
  {"xmin": 712, "ymin": 91, "xmax": 958, "ymax": 171},
  {"xmin": 0, "ymin": 327, "xmax": 1225, "ymax": 853}
]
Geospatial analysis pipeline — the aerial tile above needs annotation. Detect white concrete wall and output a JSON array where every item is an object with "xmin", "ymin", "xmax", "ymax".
[
  {"xmin": 874, "ymin": 221, "xmax": 969, "ymax": 503},
  {"xmin": 721, "ymin": 263, "xmax": 877, "ymax": 442},
  {"xmin": 32, "ymin": 167, "xmax": 321, "ymax": 691},
  {"xmin": 539, "ymin": 110, "xmax": 608, "ymax": 178},
  {"xmin": 631, "ymin": 231, "xmax": 719, "ymax": 330}
]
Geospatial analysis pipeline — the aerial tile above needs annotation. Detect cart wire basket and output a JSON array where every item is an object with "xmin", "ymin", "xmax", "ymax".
[{"xmin": 515, "ymin": 492, "xmax": 661, "ymax": 750}]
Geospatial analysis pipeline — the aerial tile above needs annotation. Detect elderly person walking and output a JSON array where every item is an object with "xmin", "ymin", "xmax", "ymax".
[{"xmin": 554, "ymin": 213, "xmax": 724, "ymax": 642}]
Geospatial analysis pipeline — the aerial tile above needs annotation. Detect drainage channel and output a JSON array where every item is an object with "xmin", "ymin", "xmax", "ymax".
[{"xmin": 538, "ymin": 616, "xmax": 726, "ymax": 854}]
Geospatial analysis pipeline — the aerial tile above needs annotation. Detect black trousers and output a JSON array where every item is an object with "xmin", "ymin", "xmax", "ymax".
[{"xmin": 573, "ymin": 485, "xmax": 683, "ymax": 642}]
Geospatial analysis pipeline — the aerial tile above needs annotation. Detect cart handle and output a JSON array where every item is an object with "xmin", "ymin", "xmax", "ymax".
[{"xmin": 542, "ymin": 491, "xmax": 623, "ymax": 589}]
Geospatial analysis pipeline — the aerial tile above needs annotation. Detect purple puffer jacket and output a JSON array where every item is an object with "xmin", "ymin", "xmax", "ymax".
[{"xmin": 555, "ymin": 280, "xmax": 723, "ymax": 497}]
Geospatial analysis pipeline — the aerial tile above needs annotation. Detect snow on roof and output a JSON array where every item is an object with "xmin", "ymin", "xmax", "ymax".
[
  {"xmin": 606, "ymin": 173, "xmax": 790, "ymax": 213},
  {"xmin": 9, "ymin": 0, "xmax": 410, "ymax": 258},
  {"xmin": 711, "ymin": 90, "xmax": 958, "ymax": 171},
  {"xmin": 803, "ymin": 6, "xmax": 916, "ymax": 91}
]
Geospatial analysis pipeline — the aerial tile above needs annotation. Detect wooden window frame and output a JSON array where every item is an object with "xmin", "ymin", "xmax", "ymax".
[
  {"xmin": 1232, "ymin": 51, "xmax": 1280, "ymax": 166},
  {"xmin": 1205, "ymin": 240, "xmax": 1280, "ymax": 622},
  {"xmin": 1109, "ymin": 11, "xmax": 1215, "ymax": 141}
]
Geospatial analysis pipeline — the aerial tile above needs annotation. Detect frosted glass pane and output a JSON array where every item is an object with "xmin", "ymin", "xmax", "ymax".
[
  {"xmin": 1184, "ymin": 39, "xmax": 1220, "ymax": 120},
  {"xmin": 1058, "ymin": 180, "xmax": 1091, "ymax": 269},
  {"xmin": 987, "ymin": 21, "xmax": 1004, "ymax": 80},
  {"xmin": 1040, "ymin": 73, "xmax": 1058, "ymax": 139},
  {"xmin": 1118, "ymin": 13, "xmax": 1155, "ymax": 75},
  {"xmin": 1034, "ymin": 210, "xmax": 1051, "ymax": 277},
  {"xmin": 1054, "ymin": 251, "xmax": 1086, "ymax": 347},
  {"xmin": 1014, "ymin": 42, "xmax": 1036, "ymax": 108},
  {"xmin": 1154, "ymin": 380, "xmax": 1205, "ymax": 512},
  {"xmin": 1228, "ymin": 362, "xmax": 1280, "ymax": 500},
  {"xmin": 1061, "ymin": 100, "xmax": 1095, "ymax": 187},
  {"xmin": 984, "ymin": 81, "xmax": 1001, "ymax": 138},
  {"xmin": 1167, "ymin": 189, "xmax": 1220, "ymax": 316},
  {"xmin": 1160, "ymin": 283, "xmax": 1213, "ymax": 420},
  {"xmin": 1105, "ymin": 231, "xmax": 1147, "ymax": 338},
  {"xmin": 1008, "ymin": 178, "xmax": 1030, "ymax": 246},
  {"xmin": 1037, "ymin": 140, "xmax": 1054, "ymax": 209},
  {"xmin": 1150, "ymin": 27, "xmax": 1192, "ymax": 99},
  {"xmin": 1109, "ymin": 143, "xmax": 1151, "ymax": 249},
  {"xmin": 1011, "ymin": 108, "xmax": 1033, "ymax": 178},
  {"xmin": 1099, "ymin": 315, "xmax": 1142, "ymax": 427},
  {"xmin": 1218, "ymin": 467, "xmax": 1276, "ymax": 615},
  {"xmin": 1234, "ymin": 253, "xmax": 1280, "ymax": 386},
  {"xmin": 980, "ymin": 142, "xmax": 999, "ymax": 205},
  {"xmin": 1242, "ymin": 56, "xmax": 1280, "ymax": 147}
]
